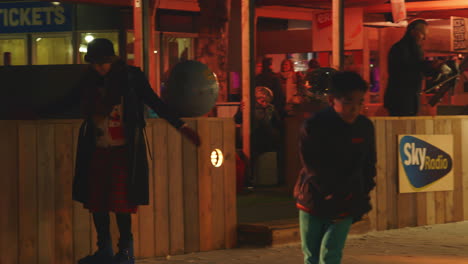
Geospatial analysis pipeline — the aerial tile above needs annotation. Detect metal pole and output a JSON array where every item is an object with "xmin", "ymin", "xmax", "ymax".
[
  {"xmin": 241, "ymin": 0, "xmax": 254, "ymax": 160},
  {"xmin": 142, "ymin": 0, "xmax": 150, "ymax": 76},
  {"xmin": 332, "ymin": 0, "xmax": 344, "ymax": 70}
]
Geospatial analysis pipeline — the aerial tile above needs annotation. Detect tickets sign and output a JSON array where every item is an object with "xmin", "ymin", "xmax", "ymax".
[
  {"xmin": 0, "ymin": 2, "xmax": 72, "ymax": 33},
  {"xmin": 398, "ymin": 135, "xmax": 454, "ymax": 193}
]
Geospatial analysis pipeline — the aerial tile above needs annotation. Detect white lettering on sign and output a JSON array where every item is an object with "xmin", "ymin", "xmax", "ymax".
[
  {"xmin": 9, "ymin": 8, "xmax": 18, "ymax": 26},
  {"xmin": 403, "ymin": 143, "xmax": 427, "ymax": 171},
  {"xmin": 0, "ymin": 6, "xmax": 66, "ymax": 27},
  {"xmin": 32, "ymin": 7, "xmax": 42, "ymax": 26},
  {"xmin": 20, "ymin": 8, "xmax": 31, "ymax": 26},
  {"xmin": 54, "ymin": 6, "xmax": 65, "ymax": 25}
]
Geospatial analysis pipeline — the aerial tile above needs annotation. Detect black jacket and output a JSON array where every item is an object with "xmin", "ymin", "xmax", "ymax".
[
  {"xmin": 73, "ymin": 65, "xmax": 184, "ymax": 206},
  {"xmin": 295, "ymin": 107, "xmax": 376, "ymax": 221},
  {"xmin": 384, "ymin": 35, "xmax": 435, "ymax": 116}
]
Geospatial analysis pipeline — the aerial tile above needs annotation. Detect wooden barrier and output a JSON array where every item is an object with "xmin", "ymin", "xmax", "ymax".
[
  {"xmin": 0, "ymin": 118, "xmax": 236, "ymax": 264},
  {"xmin": 285, "ymin": 116, "xmax": 468, "ymax": 233}
]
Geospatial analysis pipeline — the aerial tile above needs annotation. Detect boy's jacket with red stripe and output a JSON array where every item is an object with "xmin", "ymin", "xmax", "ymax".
[{"xmin": 294, "ymin": 107, "xmax": 376, "ymax": 222}]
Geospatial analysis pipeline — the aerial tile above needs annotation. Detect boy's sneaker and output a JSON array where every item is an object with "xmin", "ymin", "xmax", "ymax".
[{"xmin": 113, "ymin": 249, "xmax": 135, "ymax": 264}]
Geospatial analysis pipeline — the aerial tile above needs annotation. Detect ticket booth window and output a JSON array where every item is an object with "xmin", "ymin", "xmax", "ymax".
[
  {"xmin": 0, "ymin": 37, "xmax": 27, "ymax": 66},
  {"xmin": 79, "ymin": 32, "xmax": 119, "ymax": 63},
  {"xmin": 33, "ymin": 34, "xmax": 73, "ymax": 65}
]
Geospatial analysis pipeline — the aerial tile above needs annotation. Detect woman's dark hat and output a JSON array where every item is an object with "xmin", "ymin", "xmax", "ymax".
[{"xmin": 84, "ymin": 38, "xmax": 116, "ymax": 64}]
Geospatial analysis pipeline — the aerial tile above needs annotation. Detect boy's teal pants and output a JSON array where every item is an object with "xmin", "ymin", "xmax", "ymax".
[{"xmin": 299, "ymin": 210, "xmax": 353, "ymax": 264}]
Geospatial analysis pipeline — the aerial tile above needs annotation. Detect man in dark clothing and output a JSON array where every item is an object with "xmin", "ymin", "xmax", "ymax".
[
  {"xmin": 384, "ymin": 19, "xmax": 439, "ymax": 116},
  {"xmin": 295, "ymin": 71, "xmax": 376, "ymax": 264}
]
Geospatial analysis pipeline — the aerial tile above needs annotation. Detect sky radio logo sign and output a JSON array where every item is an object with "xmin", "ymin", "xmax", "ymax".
[{"xmin": 399, "ymin": 135, "xmax": 453, "ymax": 192}]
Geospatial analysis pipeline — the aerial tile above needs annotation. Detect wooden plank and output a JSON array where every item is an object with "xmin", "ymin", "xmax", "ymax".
[
  {"xmin": 37, "ymin": 124, "xmax": 56, "ymax": 264},
  {"xmin": 396, "ymin": 120, "xmax": 414, "ymax": 228},
  {"xmin": 375, "ymin": 119, "xmax": 387, "ymax": 231},
  {"xmin": 154, "ymin": 120, "xmax": 170, "ymax": 256},
  {"xmin": 182, "ymin": 119, "xmax": 200, "ymax": 253},
  {"xmin": 424, "ymin": 120, "xmax": 436, "ymax": 225},
  {"xmin": 385, "ymin": 119, "xmax": 398, "ymax": 229},
  {"xmin": 452, "ymin": 119, "xmax": 464, "ymax": 222},
  {"xmin": 139, "ymin": 125, "xmax": 155, "ymax": 258},
  {"xmin": 18, "ymin": 123, "xmax": 38, "ymax": 264},
  {"xmin": 54, "ymin": 124, "xmax": 74, "ymax": 264},
  {"xmin": 433, "ymin": 119, "xmax": 447, "ymax": 224},
  {"xmin": 367, "ymin": 119, "xmax": 378, "ymax": 231},
  {"xmin": 443, "ymin": 120, "xmax": 455, "ymax": 223},
  {"xmin": 0, "ymin": 122, "xmax": 18, "ymax": 264},
  {"xmin": 223, "ymin": 119, "xmax": 237, "ymax": 248},
  {"xmin": 71, "ymin": 124, "xmax": 91, "ymax": 263},
  {"xmin": 415, "ymin": 119, "xmax": 427, "ymax": 226},
  {"xmin": 168, "ymin": 122, "xmax": 185, "ymax": 255},
  {"xmin": 210, "ymin": 121, "xmax": 225, "ymax": 250},
  {"xmin": 198, "ymin": 119, "xmax": 213, "ymax": 251},
  {"xmin": 462, "ymin": 119, "xmax": 468, "ymax": 221},
  {"xmin": 131, "ymin": 210, "xmax": 140, "ymax": 257}
]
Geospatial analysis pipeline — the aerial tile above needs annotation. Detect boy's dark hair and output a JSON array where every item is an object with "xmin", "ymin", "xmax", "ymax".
[{"xmin": 328, "ymin": 71, "xmax": 368, "ymax": 98}]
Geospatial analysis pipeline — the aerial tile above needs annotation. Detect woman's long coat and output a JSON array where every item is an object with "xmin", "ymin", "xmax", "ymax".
[{"xmin": 72, "ymin": 65, "xmax": 184, "ymax": 206}]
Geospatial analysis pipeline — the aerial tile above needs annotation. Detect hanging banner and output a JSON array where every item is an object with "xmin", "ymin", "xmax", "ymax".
[
  {"xmin": 451, "ymin": 16, "xmax": 468, "ymax": 51},
  {"xmin": 398, "ymin": 135, "xmax": 454, "ymax": 193},
  {"xmin": 391, "ymin": 0, "xmax": 406, "ymax": 23},
  {"xmin": 0, "ymin": 2, "xmax": 72, "ymax": 33},
  {"xmin": 312, "ymin": 8, "xmax": 363, "ymax": 52}
]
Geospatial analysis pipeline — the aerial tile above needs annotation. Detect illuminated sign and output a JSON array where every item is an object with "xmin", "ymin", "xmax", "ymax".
[
  {"xmin": 0, "ymin": 2, "xmax": 72, "ymax": 33},
  {"xmin": 398, "ymin": 135, "xmax": 454, "ymax": 193},
  {"xmin": 211, "ymin": 149, "xmax": 223, "ymax": 168}
]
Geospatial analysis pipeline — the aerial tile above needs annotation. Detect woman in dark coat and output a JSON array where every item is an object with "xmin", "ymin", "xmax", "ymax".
[{"xmin": 74, "ymin": 38, "xmax": 200, "ymax": 264}]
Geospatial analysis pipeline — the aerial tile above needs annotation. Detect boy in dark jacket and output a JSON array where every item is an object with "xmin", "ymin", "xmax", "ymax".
[{"xmin": 295, "ymin": 71, "xmax": 376, "ymax": 264}]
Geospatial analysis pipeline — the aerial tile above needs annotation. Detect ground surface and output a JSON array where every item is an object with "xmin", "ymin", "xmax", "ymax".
[{"xmin": 138, "ymin": 221, "xmax": 468, "ymax": 264}]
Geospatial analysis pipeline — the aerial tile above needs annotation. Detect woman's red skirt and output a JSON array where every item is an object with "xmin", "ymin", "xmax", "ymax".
[{"xmin": 84, "ymin": 146, "xmax": 138, "ymax": 213}]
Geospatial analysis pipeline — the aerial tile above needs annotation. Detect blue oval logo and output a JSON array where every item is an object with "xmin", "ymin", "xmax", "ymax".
[{"xmin": 399, "ymin": 136, "xmax": 453, "ymax": 189}]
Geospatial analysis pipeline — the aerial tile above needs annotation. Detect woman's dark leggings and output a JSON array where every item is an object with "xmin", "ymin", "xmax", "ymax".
[{"xmin": 92, "ymin": 212, "xmax": 133, "ymax": 250}]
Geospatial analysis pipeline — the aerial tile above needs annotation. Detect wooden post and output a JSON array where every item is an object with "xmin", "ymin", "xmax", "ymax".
[
  {"xmin": 332, "ymin": 0, "xmax": 344, "ymax": 70},
  {"xmin": 242, "ymin": 0, "xmax": 253, "ymax": 160},
  {"xmin": 133, "ymin": 0, "xmax": 143, "ymax": 68}
]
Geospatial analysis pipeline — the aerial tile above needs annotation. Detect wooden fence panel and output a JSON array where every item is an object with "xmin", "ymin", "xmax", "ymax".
[
  {"xmin": 415, "ymin": 119, "xmax": 428, "ymax": 226},
  {"xmin": 183, "ymin": 119, "xmax": 200, "ymax": 253},
  {"xmin": 223, "ymin": 119, "xmax": 237, "ymax": 248},
  {"xmin": 18, "ymin": 123, "xmax": 38, "ymax": 264},
  {"xmin": 139, "ymin": 125, "xmax": 155, "ymax": 258},
  {"xmin": 452, "ymin": 119, "xmax": 464, "ymax": 222},
  {"xmin": 385, "ymin": 119, "xmax": 398, "ymax": 229},
  {"xmin": 37, "ymin": 124, "xmax": 56, "ymax": 264},
  {"xmin": 0, "ymin": 122, "xmax": 18, "ymax": 264},
  {"xmin": 397, "ymin": 119, "xmax": 417, "ymax": 228},
  {"xmin": 71, "ymin": 123, "xmax": 92, "ymax": 263},
  {"xmin": 168, "ymin": 124, "xmax": 185, "ymax": 255},
  {"xmin": 198, "ymin": 119, "xmax": 213, "ymax": 251},
  {"xmin": 461, "ymin": 119, "xmax": 468, "ymax": 220},
  {"xmin": 374, "ymin": 119, "xmax": 387, "ymax": 231},
  {"xmin": 54, "ymin": 124, "xmax": 74, "ymax": 264},
  {"xmin": 2, "ymin": 118, "xmax": 236, "ymax": 262},
  {"xmin": 154, "ymin": 120, "xmax": 170, "ymax": 256},
  {"xmin": 210, "ymin": 121, "xmax": 226, "ymax": 249}
]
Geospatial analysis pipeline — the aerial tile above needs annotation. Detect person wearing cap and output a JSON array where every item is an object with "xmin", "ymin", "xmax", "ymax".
[{"xmin": 73, "ymin": 38, "xmax": 200, "ymax": 264}]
